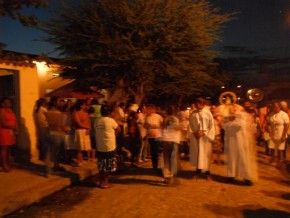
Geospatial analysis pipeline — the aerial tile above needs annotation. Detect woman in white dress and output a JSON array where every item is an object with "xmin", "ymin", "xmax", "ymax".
[{"xmin": 268, "ymin": 102, "xmax": 289, "ymax": 167}]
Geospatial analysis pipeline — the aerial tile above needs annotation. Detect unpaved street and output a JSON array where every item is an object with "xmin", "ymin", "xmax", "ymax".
[{"xmin": 7, "ymin": 148, "xmax": 290, "ymax": 218}]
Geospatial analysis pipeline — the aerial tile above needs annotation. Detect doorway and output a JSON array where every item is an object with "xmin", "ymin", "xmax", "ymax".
[{"xmin": 0, "ymin": 68, "xmax": 20, "ymax": 156}]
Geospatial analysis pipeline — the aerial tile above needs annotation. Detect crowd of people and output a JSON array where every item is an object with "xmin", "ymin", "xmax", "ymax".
[{"xmin": 0, "ymin": 94, "xmax": 289, "ymax": 189}]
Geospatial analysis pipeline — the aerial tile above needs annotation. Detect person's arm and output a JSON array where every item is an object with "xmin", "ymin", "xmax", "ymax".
[
  {"xmin": 282, "ymin": 113, "xmax": 289, "ymax": 141},
  {"xmin": 282, "ymin": 123, "xmax": 288, "ymax": 142},
  {"xmin": 114, "ymin": 120, "xmax": 121, "ymax": 135}
]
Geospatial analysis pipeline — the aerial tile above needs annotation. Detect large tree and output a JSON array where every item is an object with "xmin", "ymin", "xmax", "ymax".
[
  {"xmin": 0, "ymin": 0, "xmax": 49, "ymax": 26},
  {"xmin": 43, "ymin": 0, "xmax": 231, "ymax": 104}
]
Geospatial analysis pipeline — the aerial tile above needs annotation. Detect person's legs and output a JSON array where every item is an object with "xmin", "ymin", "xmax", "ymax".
[
  {"xmin": 116, "ymin": 125, "xmax": 124, "ymax": 155},
  {"xmin": 284, "ymin": 137, "xmax": 290, "ymax": 160},
  {"xmin": 50, "ymin": 135, "xmax": 66, "ymax": 171},
  {"xmin": 205, "ymin": 170, "xmax": 212, "ymax": 180},
  {"xmin": 194, "ymin": 168, "xmax": 202, "ymax": 180},
  {"xmin": 162, "ymin": 142, "xmax": 172, "ymax": 178},
  {"xmin": 149, "ymin": 138, "xmax": 159, "ymax": 169},
  {"xmin": 76, "ymin": 150, "xmax": 84, "ymax": 165},
  {"xmin": 99, "ymin": 170, "xmax": 105, "ymax": 186},
  {"xmin": 269, "ymin": 148, "xmax": 275, "ymax": 163},
  {"xmin": 100, "ymin": 171, "xmax": 112, "ymax": 188},
  {"xmin": 7, "ymin": 146, "xmax": 13, "ymax": 167},
  {"xmin": 1, "ymin": 146, "xmax": 11, "ymax": 172},
  {"xmin": 265, "ymin": 140, "xmax": 270, "ymax": 158},
  {"xmin": 138, "ymin": 138, "xmax": 148, "ymax": 161},
  {"xmin": 277, "ymin": 150, "xmax": 284, "ymax": 168},
  {"xmin": 44, "ymin": 140, "xmax": 52, "ymax": 176},
  {"xmin": 90, "ymin": 149, "xmax": 96, "ymax": 161}
]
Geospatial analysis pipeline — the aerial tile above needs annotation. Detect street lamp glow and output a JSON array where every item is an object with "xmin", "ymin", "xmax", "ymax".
[
  {"xmin": 221, "ymin": 86, "xmax": 225, "ymax": 89},
  {"xmin": 237, "ymin": 85, "xmax": 242, "ymax": 88}
]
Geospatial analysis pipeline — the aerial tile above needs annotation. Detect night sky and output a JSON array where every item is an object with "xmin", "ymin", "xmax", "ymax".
[
  {"xmin": 1, "ymin": 0, "xmax": 290, "ymax": 86},
  {"xmin": 212, "ymin": 0, "xmax": 290, "ymax": 57}
]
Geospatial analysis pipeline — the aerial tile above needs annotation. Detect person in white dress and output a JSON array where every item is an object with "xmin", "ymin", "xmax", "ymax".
[
  {"xmin": 189, "ymin": 98, "xmax": 215, "ymax": 180},
  {"xmin": 223, "ymin": 105, "xmax": 258, "ymax": 186},
  {"xmin": 268, "ymin": 102, "xmax": 289, "ymax": 167}
]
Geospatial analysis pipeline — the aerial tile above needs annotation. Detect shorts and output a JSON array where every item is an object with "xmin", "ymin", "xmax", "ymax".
[{"xmin": 268, "ymin": 139, "xmax": 286, "ymax": 150}]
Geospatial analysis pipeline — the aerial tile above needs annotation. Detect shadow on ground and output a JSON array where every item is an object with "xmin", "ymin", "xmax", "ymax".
[
  {"xmin": 204, "ymin": 203, "xmax": 290, "ymax": 218},
  {"xmin": 14, "ymin": 161, "xmax": 85, "ymax": 184},
  {"xmin": 243, "ymin": 208, "xmax": 290, "ymax": 218},
  {"xmin": 261, "ymin": 190, "xmax": 290, "ymax": 201},
  {"xmin": 5, "ymin": 186, "xmax": 91, "ymax": 218}
]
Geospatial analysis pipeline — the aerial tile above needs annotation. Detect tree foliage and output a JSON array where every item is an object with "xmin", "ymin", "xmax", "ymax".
[
  {"xmin": 43, "ymin": 0, "xmax": 231, "ymax": 104},
  {"xmin": 0, "ymin": 0, "xmax": 48, "ymax": 26}
]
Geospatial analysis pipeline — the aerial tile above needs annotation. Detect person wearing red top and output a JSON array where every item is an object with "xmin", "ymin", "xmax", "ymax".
[{"xmin": 0, "ymin": 97, "xmax": 17, "ymax": 172}]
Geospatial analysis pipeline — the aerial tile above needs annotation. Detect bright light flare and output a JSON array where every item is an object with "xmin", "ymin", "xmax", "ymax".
[{"xmin": 33, "ymin": 61, "xmax": 49, "ymax": 76}]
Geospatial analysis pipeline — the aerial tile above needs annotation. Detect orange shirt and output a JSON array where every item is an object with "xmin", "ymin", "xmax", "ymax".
[{"xmin": 73, "ymin": 110, "xmax": 91, "ymax": 130}]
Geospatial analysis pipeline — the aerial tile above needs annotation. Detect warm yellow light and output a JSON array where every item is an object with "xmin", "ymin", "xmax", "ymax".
[{"xmin": 33, "ymin": 61, "xmax": 49, "ymax": 76}]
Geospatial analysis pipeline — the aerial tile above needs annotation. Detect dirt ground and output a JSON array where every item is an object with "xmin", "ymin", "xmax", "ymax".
[{"xmin": 7, "ymin": 147, "xmax": 290, "ymax": 218}]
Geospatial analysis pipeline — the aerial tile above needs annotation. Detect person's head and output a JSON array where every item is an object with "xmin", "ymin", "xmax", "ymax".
[
  {"xmin": 129, "ymin": 111, "xmax": 138, "ymax": 120},
  {"xmin": 85, "ymin": 98, "xmax": 93, "ymax": 106},
  {"xmin": 179, "ymin": 103, "xmax": 187, "ymax": 111},
  {"xmin": 101, "ymin": 105, "xmax": 110, "ymax": 117},
  {"xmin": 119, "ymin": 102, "xmax": 125, "ymax": 109},
  {"xmin": 59, "ymin": 99, "xmax": 66, "ymax": 107},
  {"xmin": 273, "ymin": 102, "xmax": 281, "ymax": 113},
  {"xmin": 0, "ymin": 97, "xmax": 12, "ymax": 109},
  {"xmin": 243, "ymin": 100, "xmax": 253, "ymax": 113},
  {"xmin": 74, "ymin": 99, "xmax": 87, "ymax": 111},
  {"xmin": 87, "ymin": 106, "xmax": 95, "ymax": 115},
  {"xmin": 280, "ymin": 101, "xmax": 288, "ymax": 111},
  {"xmin": 91, "ymin": 98, "xmax": 99, "ymax": 105},
  {"xmin": 137, "ymin": 105, "xmax": 147, "ymax": 113},
  {"xmin": 146, "ymin": 104, "xmax": 156, "ymax": 114},
  {"xmin": 166, "ymin": 105, "xmax": 175, "ymax": 116},
  {"xmin": 243, "ymin": 100, "xmax": 252, "ymax": 108},
  {"xmin": 48, "ymin": 96, "xmax": 60, "ymax": 109},
  {"xmin": 35, "ymin": 98, "xmax": 46, "ymax": 113},
  {"xmin": 194, "ymin": 98, "xmax": 205, "ymax": 110},
  {"xmin": 211, "ymin": 105, "xmax": 218, "ymax": 114},
  {"xmin": 129, "ymin": 104, "xmax": 139, "ymax": 113},
  {"xmin": 267, "ymin": 102, "xmax": 274, "ymax": 113}
]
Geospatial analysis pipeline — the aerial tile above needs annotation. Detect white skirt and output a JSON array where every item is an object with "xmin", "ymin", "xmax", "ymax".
[{"xmin": 74, "ymin": 129, "xmax": 92, "ymax": 151}]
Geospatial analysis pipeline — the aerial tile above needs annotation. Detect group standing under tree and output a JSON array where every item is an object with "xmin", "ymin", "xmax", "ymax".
[{"xmin": 1, "ymin": 95, "xmax": 289, "ymax": 189}]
